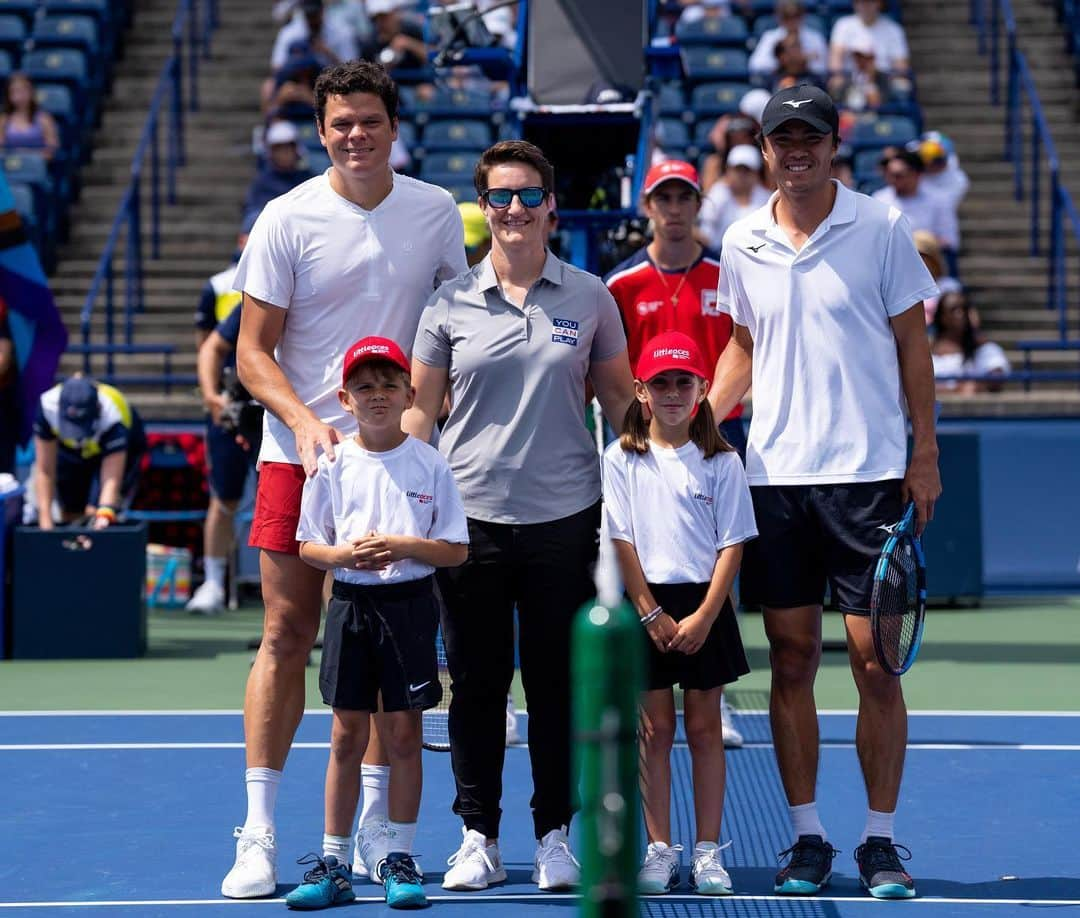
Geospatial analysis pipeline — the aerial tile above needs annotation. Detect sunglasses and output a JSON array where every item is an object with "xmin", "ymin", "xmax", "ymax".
[{"xmin": 482, "ymin": 186, "xmax": 548, "ymax": 208}]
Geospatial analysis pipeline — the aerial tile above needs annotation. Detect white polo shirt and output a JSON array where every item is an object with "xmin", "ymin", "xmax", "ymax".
[
  {"xmin": 717, "ymin": 180, "xmax": 938, "ymax": 486},
  {"xmin": 233, "ymin": 171, "xmax": 467, "ymax": 466},
  {"xmin": 872, "ymin": 184, "xmax": 959, "ymax": 250}
]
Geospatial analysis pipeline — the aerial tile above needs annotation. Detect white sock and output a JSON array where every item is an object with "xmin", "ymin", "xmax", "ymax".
[
  {"xmin": 204, "ymin": 556, "xmax": 227, "ymax": 590},
  {"xmin": 862, "ymin": 809, "xmax": 895, "ymax": 843},
  {"xmin": 243, "ymin": 766, "xmax": 282, "ymax": 832},
  {"xmin": 789, "ymin": 801, "xmax": 827, "ymax": 842},
  {"xmin": 387, "ymin": 820, "xmax": 417, "ymax": 856},
  {"xmin": 358, "ymin": 764, "xmax": 390, "ymax": 827},
  {"xmin": 323, "ymin": 833, "xmax": 352, "ymax": 864}
]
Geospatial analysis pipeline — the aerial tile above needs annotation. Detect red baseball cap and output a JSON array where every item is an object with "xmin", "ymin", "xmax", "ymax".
[
  {"xmin": 643, "ymin": 159, "xmax": 701, "ymax": 196},
  {"xmin": 635, "ymin": 331, "xmax": 710, "ymax": 382},
  {"xmin": 342, "ymin": 336, "xmax": 411, "ymax": 386}
]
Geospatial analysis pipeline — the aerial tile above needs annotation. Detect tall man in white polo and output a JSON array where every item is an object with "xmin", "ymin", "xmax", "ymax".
[
  {"xmin": 709, "ymin": 85, "xmax": 941, "ymax": 900},
  {"xmin": 224, "ymin": 60, "xmax": 466, "ymax": 898}
]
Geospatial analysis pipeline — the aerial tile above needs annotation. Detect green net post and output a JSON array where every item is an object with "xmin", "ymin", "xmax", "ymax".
[{"xmin": 573, "ymin": 598, "xmax": 643, "ymax": 918}]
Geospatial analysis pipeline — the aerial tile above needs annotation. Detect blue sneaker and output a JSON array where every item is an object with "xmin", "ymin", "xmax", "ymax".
[
  {"xmin": 383, "ymin": 853, "xmax": 427, "ymax": 909},
  {"xmin": 855, "ymin": 837, "xmax": 917, "ymax": 899},
  {"xmin": 285, "ymin": 854, "xmax": 356, "ymax": 910},
  {"xmin": 774, "ymin": 835, "xmax": 837, "ymax": 895}
]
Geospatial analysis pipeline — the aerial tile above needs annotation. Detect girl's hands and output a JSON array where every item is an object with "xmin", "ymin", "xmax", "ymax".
[
  {"xmin": 645, "ymin": 612, "xmax": 678, "ymax": 653},
  {"xmin": 666, "ymin": 611, "xmax": 712, "ymax": 656}
]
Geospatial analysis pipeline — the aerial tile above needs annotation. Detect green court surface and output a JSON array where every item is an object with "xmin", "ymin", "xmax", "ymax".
[{"xmin": 1, "ymin": 597, "xmax": 1077, "ymax": 711}]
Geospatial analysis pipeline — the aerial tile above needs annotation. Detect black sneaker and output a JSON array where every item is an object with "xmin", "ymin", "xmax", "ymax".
[
  {"xmin": 855, "ymin": 836, "xmax": 916, "ymax": 899},
  {"xmin": 774, "ymin": 834, "xmax": 838, "ymax": 895}
]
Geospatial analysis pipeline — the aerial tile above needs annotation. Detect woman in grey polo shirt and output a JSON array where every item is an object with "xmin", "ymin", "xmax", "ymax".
[{"xmin": 407, "ymin": 141, "xmax": 635, "ymax": 892}]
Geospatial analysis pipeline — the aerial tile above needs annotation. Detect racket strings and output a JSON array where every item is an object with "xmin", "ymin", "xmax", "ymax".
[{"xmin": 877, "ymin": 540, "xmax": 919, "ymax": 671}]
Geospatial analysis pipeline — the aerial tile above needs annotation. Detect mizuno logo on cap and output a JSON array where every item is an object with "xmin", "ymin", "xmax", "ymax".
[{"xmin": 783, "ymin": 99, "xmax": 813, "ymax": 109}]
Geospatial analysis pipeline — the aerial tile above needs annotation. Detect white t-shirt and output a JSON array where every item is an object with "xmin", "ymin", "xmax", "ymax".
[
  {"xmin": 830, "ymin": 14, "xmax": 909, "ymax": 72},
  {"xmin": 700, "ymin": 182, "xmax": 772, "ymax": 251},
  {"xmin": 604, "ymin": 441, "xmax": 757, "ymax": 584},
  {"xmin": 270, "ymin": 10, "xmax": 360, "ymax": 70},
  {"xmin": 932, "ymin": 343, "xmax": 1011, "ymax": 389},
  {"xmin": 872, "ymin": 185, "xmax": 959, "ymax": 250},
  {"xmin": 749, "ymin": 24, "xmax": 828, "ymax": 75},
  {"xmin": 717, "ymin": 180, "xmax": 939, "ymax": 486},
  {"xmin": 296, "ymin": 435, "xmax": 469, "ymax": 585},
  {"xmin": 233, "ymin": 171, "xmax": 467, "ymax": 465}
]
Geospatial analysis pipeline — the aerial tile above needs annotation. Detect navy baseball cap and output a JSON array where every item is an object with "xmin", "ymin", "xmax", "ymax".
[
  {"xmin": 760, "ymin": 84, "xmax": 839, "ymax": 138},
  {"xmin": 58, "ymin": 377, "xmax": 100, "ymax": 442}
]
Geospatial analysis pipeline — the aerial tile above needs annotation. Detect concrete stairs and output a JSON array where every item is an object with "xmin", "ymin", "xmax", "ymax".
[
  {"xmin": 904, "ymin": 0, "xmax": 1080, "ymax": 415},
  {"xmin": 51, "ymin": 0, "xmax": 276, "ymax": 419}
]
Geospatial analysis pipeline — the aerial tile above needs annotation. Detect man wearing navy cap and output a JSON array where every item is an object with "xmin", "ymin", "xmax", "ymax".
[
  {"xmin": 709, "ymin": 84, "xmax": 941, "ymax": 900},
  {"xmin": 32, "ymin": 376, "xmax": 146, "ymax": 530}
]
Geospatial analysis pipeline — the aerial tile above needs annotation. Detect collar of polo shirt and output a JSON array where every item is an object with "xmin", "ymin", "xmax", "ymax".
[
  {"xmin": 474, "ymin": 250, "xmax": 565, "ymax": 296},
  {"xmin": 747, "ymin": 179, "xmax": 858, "ymax": 248}
]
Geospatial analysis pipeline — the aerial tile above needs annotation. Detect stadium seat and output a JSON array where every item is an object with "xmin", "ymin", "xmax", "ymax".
[
  {"xmin": 693, "ymin": 119, "xmax": 718, "ymax": 151},
  {"xmin": 44, "ymin": 0, "xmax": 110, "ymax": 30},
  {"xmin": 411, "ymin": 86, "xmax": 495, "ymax": 121},
  {"xmin": 690, "ymin": 81, "xmax": 751, "ymax": 117},
  {"xmin": 854, "ymin": 147, "xmax": 885, "ymax": 181},
  {"xmin": 0, "ymin": 47, "xmax": 12, "ymax": 80},
  {"xmin": 287, "ymin": 118, "xmax": 321, "ymax": 151},
  {"xmin": 0, "ymin": 13, "xmax": 25, "ymax": 59},
  {"xmin": 674, "ymin": 15, "xmax": 748, "ymax": 47},
  {"xmin": 419, "ymin": 151, "xmax": 480, "ymax": 181},
  {"xmin": 848, "ymin": 113, "xmax": 918, "ymax": 151},
  {"xmin": 0, "ymin": 0, "xmax": 37, "ymax": 30},
  {"xmin": 2, "ymin": 152, "xmax": 55, "ymax": 239},
  {"xmin": 23, "ymin": 48, "xmax": 91, "ymax": 112},
  {"xmin": 305, "ymin": 148, "xmax": 331, "ymax": 174},
  {"xmin": 656, "ymin": 117, "xmax": 691, "ymax": 149},
  {"xmin": 657, "ymin": 81, "xmax": 687, "ymax": 117},
  {"xmin": 682, "ymin": 46, "xmax": 750, "ymax": 83},
  {"xmin": 432, "ymin": 180, "xmax": 476, "ymax": 203},
  {"xmin": 422, "ymin": 119, "xmax": 492, "ymax": 152},
  {"xmin": 33, "ymin": 15, "xmax": 100, "ymax": 57},
  {"xmin": 751, "ymin": 14, "xmax": 827, "ymax": 40},
  {"xmin": 396, "ymin": 119, "xmax": 417, "ymax": 150},
  {"xmin": 9, "ymin": 179, "xmax": 36, "ymax": 225}
]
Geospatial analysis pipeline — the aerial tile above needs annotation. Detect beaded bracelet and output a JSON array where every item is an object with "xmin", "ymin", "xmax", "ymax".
[{"xmin": 639, "ymin": 605, "xmax": 664, "ymax": 627}]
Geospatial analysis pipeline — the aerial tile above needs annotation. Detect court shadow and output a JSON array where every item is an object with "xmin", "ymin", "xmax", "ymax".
[
  {"xmin": 918, "ymin": 876, "xmax": 1080, "ymax": 900},
  {"xmin": 145, "ymin": 634, "xmax": 256, "ymax": 659}
]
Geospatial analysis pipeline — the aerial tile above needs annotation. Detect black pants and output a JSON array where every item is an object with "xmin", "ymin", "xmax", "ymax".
[{"xmin": 437, "ymin": 501, "xmax": 600, "ymax": 840}]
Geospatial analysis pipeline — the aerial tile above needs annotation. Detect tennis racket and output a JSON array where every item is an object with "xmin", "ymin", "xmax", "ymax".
[
  {"xmin": 869, "ymin": 501, "xmax": 927, "ymax": 676},
  {"xmin": 421, "ymin": 627, "xmax": 452, "ymax": 751}
]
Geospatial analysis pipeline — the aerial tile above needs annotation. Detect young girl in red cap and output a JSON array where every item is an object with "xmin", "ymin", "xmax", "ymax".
[{"xmin": 602, "ymin": 330, "xmax": 757, "ymax": 897}]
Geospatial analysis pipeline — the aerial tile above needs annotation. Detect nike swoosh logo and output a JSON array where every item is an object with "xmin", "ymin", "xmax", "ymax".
[
  {"xmin": 783, "ymin": 99, "xmax": 813, "ymax": 109},
  {"xmin": 409, "ymin": 681, "xmax": 431, "ymax": 692},
  {"xmin": 748, "ymin": 243, "xmax": 767, "ymax": 253}
]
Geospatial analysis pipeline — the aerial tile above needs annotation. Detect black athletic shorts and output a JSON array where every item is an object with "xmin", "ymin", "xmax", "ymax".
[
  {"xmin": 320, "ymin": 576, "xmax": 443, "ymax": 713},
  {"xmin": 644, "ymin": 582, "xmax": 750, "ymax": 692},
  {"xmin": 740, "ymin": 480, "xmax": 903, "ymax": 615}
]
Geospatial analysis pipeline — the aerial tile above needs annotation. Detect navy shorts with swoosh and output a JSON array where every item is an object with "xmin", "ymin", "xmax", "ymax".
[{"xmin": 320, "ymin": 576, "xmax": 442, "ymax": 712}]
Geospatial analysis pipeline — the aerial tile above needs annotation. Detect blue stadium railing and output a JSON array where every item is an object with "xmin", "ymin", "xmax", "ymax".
[
  {"xmin": 71, "ymin": 0, "xmax": 218, "ymax": 390},
  {"xmin": 972, "ymin": 0, "xmax": 1080, "ymax": 387}
]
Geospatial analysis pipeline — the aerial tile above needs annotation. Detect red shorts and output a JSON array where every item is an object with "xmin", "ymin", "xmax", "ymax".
[{"xmin": 249, "ymin": 462, "xmax": 307, "ymax": 555}]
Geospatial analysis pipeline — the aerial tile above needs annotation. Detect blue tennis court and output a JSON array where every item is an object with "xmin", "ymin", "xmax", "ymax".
[{"xmin": 0, "ymin": 709, "xmax": 1077, "ymax": 915}]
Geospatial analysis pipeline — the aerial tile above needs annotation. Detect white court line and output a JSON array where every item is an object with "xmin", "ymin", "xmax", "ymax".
[
  {"xmin": 3, "ymin": 742, "xmax": 1080, "ymax": 752},
  {"xmin": 0, "ymin": 895, "xmax": 1078, "ymax": 908},
  {"xmin": 1, "ymin": 708, "xmax": 1079, "ymax": 717}
]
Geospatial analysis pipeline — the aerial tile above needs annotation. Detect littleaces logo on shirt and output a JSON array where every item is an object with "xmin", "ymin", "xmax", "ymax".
[
  {"xmin": 692, "ymin": 491, "xmax": 714, "ymax": 506},
  {"xmin": 407, "ymin": 490, "xmax": 433, "ymax": 504},
  {"xmin": 552, "ymin": 317, "xmax": 580, "ymax": 346}
]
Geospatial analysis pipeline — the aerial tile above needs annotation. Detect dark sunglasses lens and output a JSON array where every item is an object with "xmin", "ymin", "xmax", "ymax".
[
  {"xmin": 518, "ymin": 187, "xmax": 546, "ymax": 207},
  {"xmin": 486, "ymin": 189, "xmax": 513, "ymax": 207}
]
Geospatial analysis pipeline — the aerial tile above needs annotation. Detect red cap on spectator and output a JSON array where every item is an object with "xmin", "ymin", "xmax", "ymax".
[
  {"xmin": 342, "ymin": 336, "xmax": 410, "ymax": 386},
  {"xmin": 635, "ymin": 331, "xmax": 710, "ymax": 382},
  {"xmin": 643, "ymin": 160, "xmax": 700, "ymax": 195}
]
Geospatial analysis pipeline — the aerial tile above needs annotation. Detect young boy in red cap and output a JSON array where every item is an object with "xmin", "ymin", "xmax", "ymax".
[{"xmin": 288, "ymin": 336, "xmax": 469, "ymax": 910}]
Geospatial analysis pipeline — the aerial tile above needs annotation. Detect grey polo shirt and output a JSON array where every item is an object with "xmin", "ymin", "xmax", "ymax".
[{"xmin": 413, "ymin": 251, "xmax": 627, "ymax": 525}]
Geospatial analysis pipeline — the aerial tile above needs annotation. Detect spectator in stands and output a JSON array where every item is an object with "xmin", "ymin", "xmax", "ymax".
[
  {"xmin": 912, "ymin": 229, "xmax": 959, "ymax": 326},
  {"xmin": 772, "ymin": 34, "xmax": 827, "ymax": 92},
  {"xmin": 676, "ymin": 0, "xmax": 755, "ymax": 27},
  {"xmin": 458, "ymin": 201, "xmax": 490, "ymax": 266},
  {"xmin": 932, "ymin": 289, "xmax": 1010, "ymax": 394},
  {"xmin": 0, "ymin": 298, "xmax": 15, "ymax": 475},
  {"xmin": 749, "ymin": 1, "xmax": 828, "ymax": 79},
  {"xmin": 270, "ymin": 0, "xmax": 359, "ymax": 73},
  {"xmin": 0, "ymin": 73, "xmax": 60, "ymax": 161},
  {"xmin": 918, "ymin": 133, "xmax": 969, "ymax": 212},
  {"xmin": 873, "ymin": 150, "xmax": 958, "ymax": 254},
  {"xmin": 362, "ymin": 0, "xmax": 429, "ymax": 73},
  {"xmin": 701, "ymin": 145, "xmax": 770, "ymax": 251},
  {"xmin": 222, "ymin": 60, "xmax": 466, "ymax": 900},
  {"xmin": 831, "ymin": 144, "xmax": 856, "ymax": 189},
  {"xmin": 829, "ymin": 0, "xmax": 909, "ymax": 75},
  {"xmin": 31, "ymin": 376, "xmax": 146, "ymax": 530},
  {"xmin": 265, "ymin": 53, "xmax": 321, "ymax": 119},
  {"xmin": 827, "ymin": 27, "xmax": 891, "ymax": 111},
  {"xmin": 407, "ymin": 140, "xmax": 634, "ymax": 893},
  {"xmin": 244, "ymin": 121, "xmax": 314, "ymax": 216},
  {"xmin": 699, "ymin": 114, "xmax": 759, "ymax": 194},
  {"xmin": 187, "ymin": 221, "xmax": 256, "ymax": 616}
]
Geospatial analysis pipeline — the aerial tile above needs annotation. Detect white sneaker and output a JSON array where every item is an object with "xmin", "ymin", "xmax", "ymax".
[
  {"xmin": 689, "ymin": 841, "xmax": 733, "ymax": 895},
  {"xmin": 505, "ymin": 695, "xmax": 520, "ymax": 746},
  {"xmin": 442, "ymin": 828, "xmax": 506, "ymax": 890},
  {"xmin": 221, "ymin": 825, "xmax": 277, "ymax": 898},
  {"xmin": 721, "ymin": 696, "xmax": 743, "ymax": 748},
  {"xmin": 186, "ymin": 580, "xmax": 225, "ymax": 615},
  {"xmin": 353, "ymin": 820, "xmax": 424, "ymax": 882},
  {"xmin": 639, "ymin": 841, "xmax": 683, "ymax": 895},
  {"xmin": 532, "ymin": 826, "xmax": 580, "ymax": 891}
]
